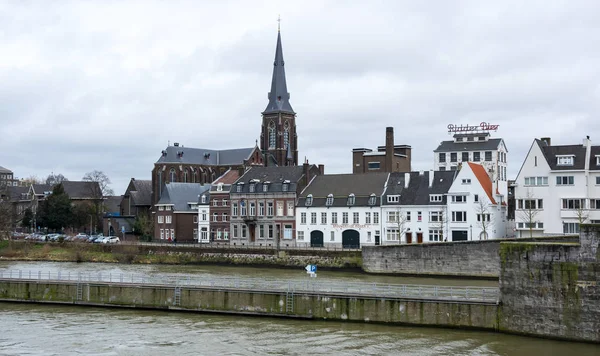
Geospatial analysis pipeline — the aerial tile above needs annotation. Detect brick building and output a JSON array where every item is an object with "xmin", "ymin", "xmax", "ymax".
[
  {"xmin": 154, "ymin": 183, "xmax": 210, "ymax": 242},
  {"xmin": 204, "ymin": 169, "xmax": 240, "ymax": 243},
  {"xmin": 352, "ymin": 127, "xmax": 412, "ymax": 174}
]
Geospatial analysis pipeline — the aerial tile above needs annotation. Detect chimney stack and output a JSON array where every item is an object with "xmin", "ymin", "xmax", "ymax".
[
  {"xmin": 429, "ymin": 170, "xmax": 434, "ymax": 188},
  {"xmin": 540, "ymin": 137, "xmax": 551, "ymax": 146},
  {"xmin": 404, "ymin": 172, "xmax": 410, "ymax": 189},
  {"xmin": 318, "ymin": 164, "xmax": 324, "ymax": 175},
  {"xmin": 386, "ymin": 127, "xmax": 394, "ymax": 172},
  {"xmin": 303, "ymin": 160, "xmax": 310, "ymax": 184}
]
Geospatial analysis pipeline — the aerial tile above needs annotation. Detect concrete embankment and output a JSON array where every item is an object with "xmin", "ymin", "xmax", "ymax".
[{"xmin": 0, "ymin": 279, "xmax": 498, "ymax": 332}]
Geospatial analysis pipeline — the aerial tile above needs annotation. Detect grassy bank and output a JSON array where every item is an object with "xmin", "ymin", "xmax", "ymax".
[{"xmin": 0, "ymin": 241, "xmax": 363, "ymax": 269}]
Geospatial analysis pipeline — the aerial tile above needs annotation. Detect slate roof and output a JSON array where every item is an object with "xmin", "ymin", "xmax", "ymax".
[
  {"xmin": 155, "ymin": 145, "xmax": 255, "ymax": 165},
  {"xmin": 103, "ymin": 196, "xmax": 121, "ymax": 214},
  {"xmin": 0, "ymin": 166, "xmax": 13, "ymax": 174},
  {"xmin": 129, "ymin": 179, "xmax": 152, "ymax": 206},
  {"xmin": 6, "ymin": 186, "xmax": 29, "ymax": 201},
  {"xmin": 263, "ymin": 30, "xmax": 294, "ymax": 115},
  {"xmin": 232, "ymin": 166, "xmax": 309, "ymax": 194},
  {"xmin": 61, "ymin": 181, "xmax": 102, "ymax": 199},
  {"xmin": 31, "ymin": 184, "xmax": 53, "ymax": 196},
  {"xmin": 297, "ymin": 173, "xmax": 389, "ymax": 207},
  {"xmin": 382, "ymin": 171, "xmax": 457, "ymax": 206},
  {"xmin": 434, "ymin": 138, "xmax": 503, "ymax": 152},
  {"xmin": 536, "ymin": 139, "xmax": 589, "ymax": 170},
  {"xmin": 157, "ymin": 183, "xmax": 210, "ymax": 212}
]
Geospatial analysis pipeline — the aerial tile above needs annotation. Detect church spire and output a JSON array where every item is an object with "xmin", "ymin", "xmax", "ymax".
[{"xmin": 263, "ymin": 22, "xmax": 294, "ymax": 115}]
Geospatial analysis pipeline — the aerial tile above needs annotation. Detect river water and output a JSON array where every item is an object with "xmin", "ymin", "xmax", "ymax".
[{"xmin": 0, "ymin": 262, "xmax": 598, "ymax": 355}]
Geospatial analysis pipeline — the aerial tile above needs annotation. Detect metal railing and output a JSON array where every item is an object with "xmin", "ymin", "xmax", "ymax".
[{"xmin": 0, "ymin": 270, "xmax": 499, "ymax": 303}]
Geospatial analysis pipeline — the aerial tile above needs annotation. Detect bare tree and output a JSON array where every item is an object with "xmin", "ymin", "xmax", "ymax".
[
  {"xmin": 20, "ymin": 175, "xmax": 43, "ymax": 187},
  {"xmin": 389, "ymin": 207, "xmax": 408, "ymax": 243},
  {"xmin": 46, "ymin": 173, "xmax": 68, "ymax": 186},
  {"xmin": 433, "ymin": 207, "xmax": 448, "ymax": 242},
  {"xmin": 82, "ymin": 170, "xmax": 114, "ymax": 197},
  {"xmin": 574, "ymin": 199, "xmax": 589, "ymax": 225},
  {"xmin": 518, "ymin": 190, "xmax": 540, "ymax": 238},
  {"xmin": 475, "ymin": 198, "xmax": 494, "ymax": 240}
]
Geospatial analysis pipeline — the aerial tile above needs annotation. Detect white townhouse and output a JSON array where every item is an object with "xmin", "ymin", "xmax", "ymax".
[
  {"xmin": 514, "ymin": 137, "xmax": 600, "ymax": 237},
  {"xmin": 197, "ymin": 191, "xmax": 211, "ymax": 243},
  {"xmin": 381, "ymin": 170, "xmax": 456, "ymax": 244},
  {"xmin": 295, "ymin": 173, "xmax": 389, "ymax": 248},
  {"xmin": 446, "ymin": 162, "xmax": 507, "ymax": 240},
  {"xmin": 434, "ymin": 131, "xmax": 509, "ymax": 204}
]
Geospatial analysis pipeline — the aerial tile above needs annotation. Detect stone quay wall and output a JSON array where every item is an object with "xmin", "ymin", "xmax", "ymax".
[{"xmin": 361, "ymin": 236, "xmax": 578, "ymax": 279}]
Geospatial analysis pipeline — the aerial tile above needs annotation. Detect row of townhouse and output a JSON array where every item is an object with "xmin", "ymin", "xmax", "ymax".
[
  {"xmin": 151, "ymin": 161, "xmax": 507, "ymax": 247},
  {"xmin": 514, "ymin": 136, "xmax": 600, "ymax": 237}
]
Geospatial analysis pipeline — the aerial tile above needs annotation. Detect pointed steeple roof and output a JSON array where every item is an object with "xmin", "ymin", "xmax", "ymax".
[{"xmin": 263, "ymin": 29, "xmax": 294, "ymax": 115}]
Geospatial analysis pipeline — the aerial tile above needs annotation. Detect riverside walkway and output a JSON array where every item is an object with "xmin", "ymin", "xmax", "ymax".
[{"xmin": 0, "ymin": 269, "xmax": 499, "ymax": 304}]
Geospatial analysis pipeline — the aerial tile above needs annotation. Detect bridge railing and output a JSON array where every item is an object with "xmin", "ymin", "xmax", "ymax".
[{"xmin": 0, "ymin": 270, "xmax": 499, "ymax": 303}]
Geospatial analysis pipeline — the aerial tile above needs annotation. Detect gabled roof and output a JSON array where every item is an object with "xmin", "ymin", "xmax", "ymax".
[
  {"xmin": 468, "ymin": 162, "xmax": 496, "ymax": 204},
  {"xmin": 129, "ymin": 179, "xmax": 152, "ymax": 206},
  {"xmin": 157, "ymin": 183, "xmax": 210, "ymax": 211},
  {"xmin": 61, "ymin": 181, "xmax": 102, "ymax": 199},
  {"xmin": 103, "ymin": 196, "xmax": 121, "ymax": 214},
  {"xmin": 0, "ymin": 166, "xmax": 13, "ymax": 174},
  {"xmin": 6, "ymin": 186, "xmax": 29, "ymax": 202},
  {"xmin": 263, "ymin": 30, "xmax": 294, "ymax": 115},
  {"xmin": 232, "ymin": 166, "xmax": 311, "ymax": 194},
  {"xmin": 213, "ymin": 169, "xmax": 240, "ymax": 185},
  {"xmin": 31, "ymin": 184, "xmax": 53, "ymax": 196},
  {"xmin": 537, "ymin": 139, "xmax": 589, "ymax": 170},
  {"xmin": 383, "ymin": 171, "xmax": 457, "ymax": 206},
  {"xmin": 155, "ymin": 146, "xmax": 256, "ymax": 165},
  {"xmin": 434, "ymin": 138, "xmax": 503, "ymax": 152},
  {"xmin": 297, "ymin": 173, "xmax": 389, "ymax": 207}
]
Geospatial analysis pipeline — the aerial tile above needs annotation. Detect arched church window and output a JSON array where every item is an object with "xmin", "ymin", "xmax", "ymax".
[
  {"xmin": 269, "ymin": 121, "xmax": 276, "ymax": 148},
  {"xmin": 157, "ymin": 171, "xmax": 163, "ymax": 195},
  {"xmin": 169, "ymin": 168, "xmax": 176, "ymax": 183},
  {"xmin": 283, "ymin": 122, "xmax": 290, "ymax": 148}
]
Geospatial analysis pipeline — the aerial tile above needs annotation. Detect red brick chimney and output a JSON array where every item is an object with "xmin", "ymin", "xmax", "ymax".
[{"xmin": 385, "ymin": 127, "xmax": 394, "ymax": 172}]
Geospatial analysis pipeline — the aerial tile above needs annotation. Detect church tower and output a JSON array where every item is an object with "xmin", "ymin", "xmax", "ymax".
[{"xmin": 260, "ymin": 24, "xmax": 298, "ymax": 166}]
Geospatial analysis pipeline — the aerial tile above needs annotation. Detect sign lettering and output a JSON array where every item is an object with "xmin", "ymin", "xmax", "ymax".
[
  {"xmin": 447, "ymin": 122, "xmax": 499, "ymax": 133},
  {"xmin": 332, "ymin": 224, "xmax": 368, "ymax": 230}
]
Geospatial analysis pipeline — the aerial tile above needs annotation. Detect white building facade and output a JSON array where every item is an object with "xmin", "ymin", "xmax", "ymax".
[
  {"xmin": 514, "ymin": 137, "xmax": 600, "ymax": 237},
  {"xmin": 197, "ymin": 192, "xmax": 210, "ymax": 243}
]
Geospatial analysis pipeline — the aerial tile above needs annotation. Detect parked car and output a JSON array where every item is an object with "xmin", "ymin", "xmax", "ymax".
[
  {"xmin": 93, "ymin": 236, "xmax": 108, "ymax": 244},
  {"xmin": 103, "ymin": 236, "xmax": 120, "ymax": 244}
]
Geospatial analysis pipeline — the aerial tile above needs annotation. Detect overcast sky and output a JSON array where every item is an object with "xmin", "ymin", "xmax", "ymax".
[{"xmin": 1, "ymin": 0, "xmax": 599, "ymax": 194}]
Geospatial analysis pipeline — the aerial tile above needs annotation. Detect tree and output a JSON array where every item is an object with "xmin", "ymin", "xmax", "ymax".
[
  {"xmin": 0, "ymin": 198, "xmax": 12, "ymax": 239},
  {"xmin": 574, "ymin": 199, "xmax": 589, "ymax": 225},
  {"xmin": 389, "ymin": 207, "xmax": 408, "ymax": 243},
  {"xmin": 475, "ymin": 198, "xmax": 494, "ymax": 240},
  {"xmin": 518, "ymin": 190, "xmax": 540, "ymax": 238},
  {"xmin": 433, "ymin": 207, "xmax": 448, "ymax": 242},
  {"xmin": 46, "ymin": 173, "xmax": 68, "ymax": 186},
  {"xmin": 133, "ymin": 212, "xmax": 154, "ymax": 241},
  {"xmin": 21, "ymin": 208, "xmax": 33, "ymax": 231},
  {"xmin": 82, "ymin": 170, "xmax": 114, "ymax": 197},
  {"xmin": 20, "ymin": 176, "xmax": 43, "ymax": 186},
  {"xmin": 41, "ymin": 184, "xmax": 72, "ymax": 232}
]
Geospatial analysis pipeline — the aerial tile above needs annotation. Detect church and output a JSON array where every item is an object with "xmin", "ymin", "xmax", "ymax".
[{"xmin": 151, "ymin": 26, "xmax": 302, "ymax": 205}]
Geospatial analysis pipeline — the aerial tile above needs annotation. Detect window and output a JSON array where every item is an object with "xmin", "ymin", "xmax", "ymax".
[
  {"xmin": 267, "ymin": 202, "xmax": 274, "ymax": 216},
  {"xmin": 159, "ymin": 206, "xmax": 164, "ymax": 211},
  {"xmin": 223, "ymin": 230, "xmax": 229, "ymax": 240},
  {"xmin": 193, "ymin": 229, "xmax": 198, "ymax": 240},
  {"xmin": 166, "ymin": 216, "xmax": 172, "ymax": 224},
  {"xmin": 283, "ymin": 123, "xmax": 289, "ymax": 148},
  {"xmin": 477, "ymin": 214, "xmax": 491, "ymax": 222},
  {"xmin": 282, "ymin": 182, "xmax": 289, "ymax": 192},
  {"xmin": 374, "ymin": 212, "xmax": 379, "ymax": 224},
  {"xmin": 259, "ymin": 202, "xmax": 265, "ymax": 216},
  {"xmin": 236, "ymin": 184, "xmax": 242, "ymax": 193},
  {"xmin": 268, "ymin": 121, "xmax": 276, "ymax": 148},
  {"xmin": 473, "ymin": 152, "xmax": 481, "ymax": 161},
  {"xmin": 326, "ymin": 194, "xmax": 334, "ymax": 206},
  {"xmin": 300, "ymin": 212, "xmax": 307, "ymax": 224},
  {"xmin": 222, "ymin": 213, "xmax": 228, "ymax": 222},
  {"xmin": 367, "ymin": 231, "xmax": 372, "ymax": 242},
  {"xmin": 201, "ymin": 210, "xmax": 207, "ymax": 221},
  {"xmin": 387, "ymin": 211, "xmax": 399, "ymax": 223},
  {"xmin": 284, "ymin": 225, "xmax": 293, "ymax": 239},
  {"xmin": 525, "ymin": 176, "xmax": 549, "ymax": 186},
  {"xmin": 406, "ymin": 211, "xmax": 411, "ymax": 222},
  {"xmin": 563, "ymin": 223, "xmax": 580, "ymax": 234},
  {"xmin": 233, "ymin": 225, "xmax": 238, "ymax": 238},
  {"xmin": 211, "ymin": 198, "xmax": 217, "ymax": 206},
  {"xmin": 517, "ymin": 199, "xmax": 543, "ymax": 210},
  {"xmin": 365, "ymin": 212, "xmax": 371, "ymax": 224},
  {"xmin": 596, "ymin": 156, "xmax": 600, "ymax": 166},
  {"xmin": 451, "ymin": 195, "xmax": 467, "ymax": 203},
  {"xmin": 310, "ymin": 212, "xmax": 317, "ymax": 225},
  {"xmin": 452, "ymin": 211, "xmax": 467, "ymax": 222},
  {"xmin": 305, "ymin": 194, "xmax": 313, "ymax": 206},
  {"xmin": 268, "ymin": 225, "xmax": 274, "ymax": 239},
  {"xmin": 259, "ymin": 225, "xmax": 265, "ymax": 239},
  {"xmin": 417, "ymin": 211, "xmax": 422, "ymax": 222},
  {"xmin": 193, "ymin": 216, "xmax": 198, "ymax": 223},
  {"xmin": 222, "ymin": 199, "xmax": 228, "ymax": 207},
  {"xmin": 158, "ymin": 216, "xmax": 164, "ymax": 224},
  {"xmin": 241, "ymin": 225, "xmax": 247, "ymax": 238},
  {"xmin": 387, "ymin": 195, "xmax": 400, "ymax": 203},
  {"xmin": 276, "ymin": 202, "xmax": 284, "ymax": 216},
  {"xmin": 212, "ymin": 213, "xmax": 218, "ymax": 222},
  {"xmin": 439, "ymin": 153, "xmax": 446, "ymax": 163},
  {"xmin": 171, "ymin": 229, "xmax": 175, "ymax": 240},
  {"xmin": 429, "ymin": 229, "xmax": 442, "ymax": 242},
  {"xmin": 169, "ymin": 168, "xmax": 177, "ymax": 183},
  {"xmin": 216, "ymin": 183, "xmax": 223, "ymax": 192},
  {"xmin": 321, "ymin": 212, "xmax": 327, "ymax": 224},
  {"xmin": 368, "ymin": 162, "xmax": 380, "ymax": 170},
  {"xmin": 461, "ymin": 152, "xmax": 469, "ymax": 162},
  {"xmin": 249, "ymin": 202, "xmax": 256, "ymax": 216},
  {"xmin": 332, "ymin": 212, "xmax": 338, "ymax": 224},
  {"xmin": 474, "ymin": 194, "xmax": 479, "ymax": 202},
  {"xmin": 249, "ymin": 183, "xmax": 256, "ymax": 193},
  {"xmin": 557, "ymin": 155, "xmax": 574, "ymax": 166},
  {"xmin": 450, "ymin": 153, "xmax": 457, "ymax": 162},
  {"xmin": 429, "ymin": 211, "xmax": 442, "ymax": 222},
  {"xmin": 240, "ymin": 202, "xmax": 247, "ymax": 216},
  {"xmin": 596, "ymin": 177, "xmax": 600, "ymax": 185},
  {"xmin": 368, "ymin": 194, "xmax": 377, "ymax": 206},
  {"xmin": 462, "ymin": 179, "xmax": 471, "ymax": 184},
  {"xmin": 386, "ymin": 228, "xmax": 399, "ymax": 241},
  {"xmin": 347, "ymin": 194, "xmax": 355, "ymax": 206},
  {"xmin": 562, "ymin": 199, "xmax": 585, "ymax": 210},
  {"xmin": 287, "ymin": 202, "xmax": 294, "ymax": 216},
  {"xmin": 200, "ymin": 227, "xmax": 208, "ymax": 241},
  {"xmin": 342, "ymin": 212, "xmax": 349, "ymax": 224},
  {"xmin": 485, "ymin": 151, "xmax": 492, "ymax": 161},
  {"xmin": 430, "ymin": 195, "xmax": 443, "ymax": 202},
  {"xmin": 160, "ymin": 229, "xmax": 164, "ymax": 239},
  {"xmin": 353, "ymin": 212, "xmax": 359, "ymax": 224},
  {"xmin": 297, "ymin": 231, "xmax": 304, "ymax": 241},
  {"xmin": 556, "ymin": 176, "xmax": 574, "ymax": 185},
  {"xmin": 263, "ymin": 183, "xmax": 269, "ymax": 192},
  {"xmin": 590, "ymin": 199, "xmax": 600, "ymax": 210},
  {"xmin": 330, "ymin": 231, "xmax": 335, "ymax": 241},
  {"xmin": 232, "ymin": 203, "xmax": 238, "ymax": 216}
]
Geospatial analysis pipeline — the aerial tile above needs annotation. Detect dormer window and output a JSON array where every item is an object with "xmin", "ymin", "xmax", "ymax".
[
  {"xmin": 216, "ymin": 183, "xmax": 223, "ymax": 192},
  {"xmin": 305, "ymin": 194, "xmax": 313, "ymax": 206},
  {"xmin": 201, "ymin": 195, "xmax": 206, "ymax": 204},
  {"xmin": 326, "ymin": 194, "xmax": 334, "ymax": 206},
  {"xmin": 596, "ymin": 155, "xmax": 600, "ymax": 166},
  {"xmin": 236, "ymin": 183, "xmax": 244, "ymax": 193},
  {"xmin": 557, "ymin": 155, "xmax": 574, "ymax": 166},
  {"xmin": 282, "ymin": 180, "xmax": 290, "ymax": 192},
  {"xmin": 387, "ymin": 195, "xmax": 400, "ymax": 203},
  {"xmin": 347, "ymin": 193, "xmax": 355, "ymax": 206},
  {"xmin": 368, "ymin": 193, "xmax": 376, "ymax": 206},
  {"xmin": 249, "ymin": 184, "xmax": 256, "ymax": 193},
  {"xmin": 263, "ymin": 182, "xmax": 270, "ymax": 192}
]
